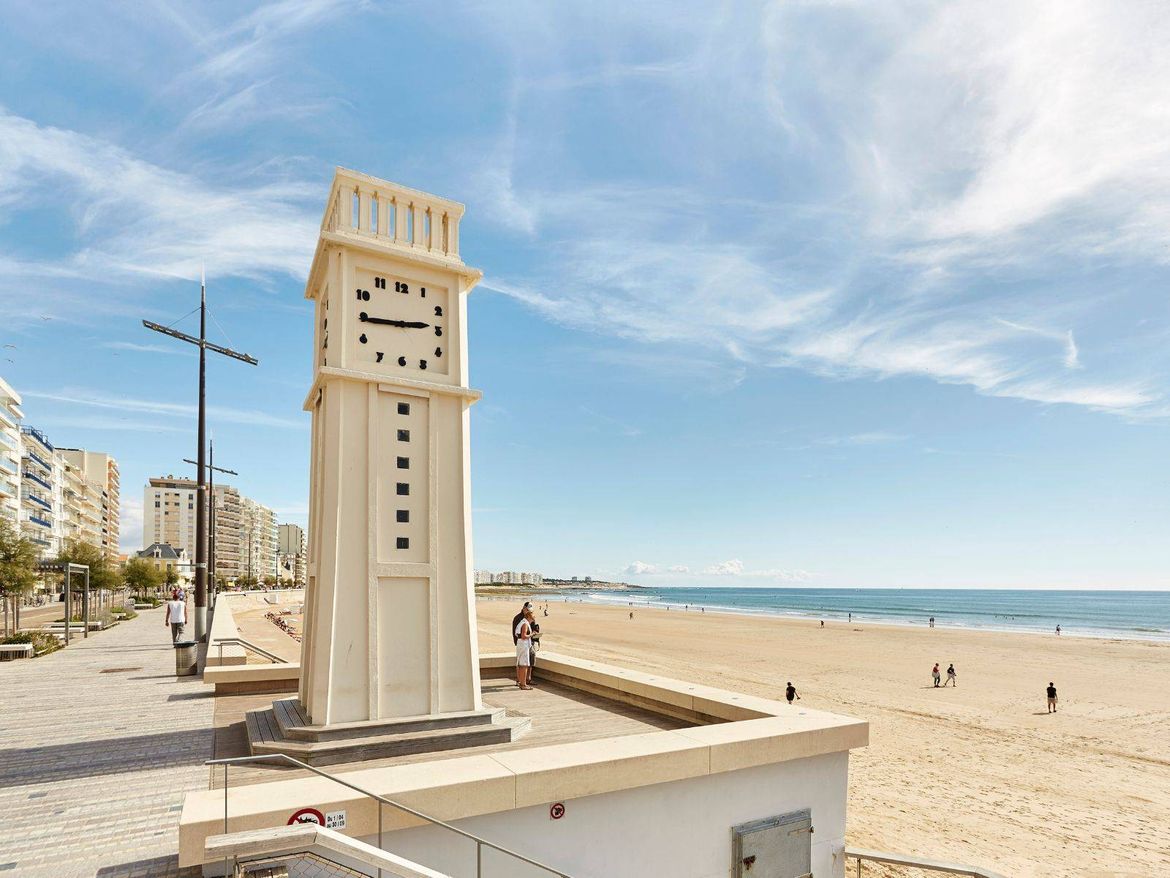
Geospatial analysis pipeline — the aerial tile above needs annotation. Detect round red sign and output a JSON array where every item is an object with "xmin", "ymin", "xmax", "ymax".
[
  {"xmin": 549, "ymin": 802, "xmax": 565, "ymax": 820},
  {"xmin": 288, "ymin": 807, "xmax": 325, "ymax": 826}
]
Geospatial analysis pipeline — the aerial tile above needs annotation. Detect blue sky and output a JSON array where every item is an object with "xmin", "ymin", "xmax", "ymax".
[{"xmin": 0, "ymin": 1, "xmax": 1167, "ymax": 589}]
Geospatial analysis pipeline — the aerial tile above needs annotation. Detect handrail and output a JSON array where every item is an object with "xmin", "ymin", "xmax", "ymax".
[
  {"xmin": 215, "ymin": 637, "xmax": 289, "ymax": 664},
  {"xmin": 845, "ymin": 847, "xmax": 1009, "ymax": 878},
  {"xmin": 207, "ymin": 753, "xmax": 573, "ymax": 878}
]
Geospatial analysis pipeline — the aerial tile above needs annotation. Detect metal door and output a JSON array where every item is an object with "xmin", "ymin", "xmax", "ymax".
[{"xmin": 732, "ymin": 809, "xmax": 813, "ymax": 878}]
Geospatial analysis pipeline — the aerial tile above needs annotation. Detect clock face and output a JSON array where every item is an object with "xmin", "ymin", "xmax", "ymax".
[{"xmin": 352, "ymin": 270, "xmax": 449, "ymax": 375}]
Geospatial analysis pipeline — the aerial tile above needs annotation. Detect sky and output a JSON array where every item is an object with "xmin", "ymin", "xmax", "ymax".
[{"xmin": 0, "ymin": 0, "xmax": 1167, "ymax": 589}]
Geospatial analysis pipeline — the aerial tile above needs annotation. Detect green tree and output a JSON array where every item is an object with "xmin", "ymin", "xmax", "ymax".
[
  {"xmin": 55, "ymin": 539, "xmax": 119, "ymax": 617},
  {"xmin": 0, "ymin": 518, "xmax": 39, "ymax": 637},
  {"xmin": 164, "ymin": 566, "xmax": 180, "ymax": 589},
  {"xmin": 261, "ymin": 574, "xmax": 277, "ymax": 588},
  {"xmin": 235, "ymin": 574, "xmax": 258, "ymax": 590},
  {"xmin": 123, "ymin": 558, "xmax": 162, "ymax": 597}
]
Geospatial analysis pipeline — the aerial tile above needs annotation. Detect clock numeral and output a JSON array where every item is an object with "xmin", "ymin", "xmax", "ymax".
[
  {"xmin": 434, "ymin": 347, "xmax": 442, "ymax": 357},
  {"xmin": 434, "ymin": 306, "xmax": 443, "ymax": 317},
  {"xmin": 420, "ymin": 287, "xmax": 426, "ymax": 298},
  {"xmin": 419, "ymin": 359, "xmax": 428, "ymax": 370},
  {"xmin": 434, "ymin": 326, "xmax": 443, "ymax": 337},
  {"xmin": 375, "ymin": 277, "xmax": 386, "ymax": 289},
  {"xmin": 322, "ymin": 334, "xmax": 328, "ymax": 349},
  {"xmin": 323, "ymin": 318, "xmax": 327, "ymax": 330},
  {"xmin": 359, "ymin": 312, "xmax": 368, "ymax": 322},
  {"xmin": 376, "ymin": 351, "xmax": 384, "ymax": 363},
  {"xmin": 359, "ymin": 334, "xmax": 367, "ymax": 344},
  {"xmin": 397, "ymin": 356, "xmax": 407, "ymax": 366},
  {"xmin": 356, "ymin": 289, "xmax": 369, "ymax": 301},
  {"xmin": 395, "ymin": 281, "xmax": 410, "ymax": 294}
]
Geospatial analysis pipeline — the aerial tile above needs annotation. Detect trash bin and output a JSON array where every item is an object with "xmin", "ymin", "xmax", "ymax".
[{"xmin": 174, "ymin": 640, "xmax": 198, "ymax": 676}]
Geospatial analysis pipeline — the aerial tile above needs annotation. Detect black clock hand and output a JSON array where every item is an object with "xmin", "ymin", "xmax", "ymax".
[{"xmin": 358, "ymin": 313, "xmax": 429, "ymax": 328}]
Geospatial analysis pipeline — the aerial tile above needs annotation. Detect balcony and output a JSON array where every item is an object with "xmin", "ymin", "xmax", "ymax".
[
  {"xmin": 27, "ymin": 514, "xmax": 51, "ymax": 528},
  {"xmin": 25, "ymin": 493, "xmax": 52, "ymax": 511},
  {"xmin": 20, "ymin": 425, "xmax": 54, "ymax": 452},
  {"xmin": 23, "ymin": 470, "xmax": 52, "ymax": 491},
  {"xmin": 0, "ymin": 406, "xmax": 17, "ymax": 430},
  {"xmin": 25, "ymin": 451, "xmax": 51, "ymax": 472},
  {"xmin": 0, "ymin": 455, "xmax": 17, "ymax": 476}
]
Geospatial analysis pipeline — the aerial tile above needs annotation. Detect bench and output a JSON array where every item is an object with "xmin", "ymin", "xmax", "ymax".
[{"xmin": 0, "ymin": 643, "xmax": 35, "ymax": 660}]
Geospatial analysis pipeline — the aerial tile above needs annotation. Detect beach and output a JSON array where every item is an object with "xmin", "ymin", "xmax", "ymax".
[{"xmin": 477, "ymin": 597, "xmax": 1170, "ymax": 878}]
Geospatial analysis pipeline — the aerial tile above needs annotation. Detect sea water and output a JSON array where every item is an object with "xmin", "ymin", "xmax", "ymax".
[{"xmin": 559, "ymin": 587, "xmax": 1170, "ymax": 642}]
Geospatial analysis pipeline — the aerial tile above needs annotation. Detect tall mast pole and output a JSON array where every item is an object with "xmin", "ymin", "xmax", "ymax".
[{"xmin": 194, "ymin": 272, "xmax": 209, "ymax": 639}]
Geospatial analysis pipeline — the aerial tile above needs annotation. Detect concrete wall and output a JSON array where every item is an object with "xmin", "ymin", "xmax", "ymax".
[
  {"xmin": 359, "ymin": 753, "xmax": 849, "ymax": 878},
  {"xmin": 206, "ymin": 594, "xmax": 246, "ymax": 666}
]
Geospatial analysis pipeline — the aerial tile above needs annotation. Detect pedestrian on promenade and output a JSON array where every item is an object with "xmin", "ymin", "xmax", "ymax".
[
  {"xmin": 165, "ymin": 590, "xmax": 186, "ymax": 642},
  {"xmin": 1047, "ymin": 682, "xmax": 1058, "ymax": 713},
  {"xmin": 943, "ymin": 663, "xmax": 957, "ymax": 687},
  {"xmin": 785, "ymin": 682, "xmax": 801, "ymax": 704},
  {"xmin": 515, "ymin": 608, "xmax": 534, "ymax": 690},
  {"xmin": 932, "ymin": 663, "xmax": 941, "ymax": 687},
  {"xmin": 511, "ymin": 601, "xmax": 532, "ymax": 645}
]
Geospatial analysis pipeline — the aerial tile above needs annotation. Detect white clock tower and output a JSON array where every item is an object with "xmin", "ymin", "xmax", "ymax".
[{"xmin": 298, "ymin": 168, "xmax": 485, "ymax": 728}]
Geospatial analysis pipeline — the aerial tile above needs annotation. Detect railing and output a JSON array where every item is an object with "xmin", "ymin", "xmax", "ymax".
[
  {"xmin": 26, "ymin": 493, "xmax": 51, "ymax": 511},
  {"xmin": 323, "ymin": 169, "xmax": 463, "ymax": 262},
  {"xmin": 208, "ymin": 753, "xmax": 573, "ymax": 878},
  {"xmin": 20, "ymin": 425, "xmax": 54, "ymax": 451},
  {"xmin": 22, "ymin": 469, "xmax": 52, "ymax": 490},
  {"xmin": 215, "ymin": 637, "xmax": 289, "ymax": 665},
  {"xmin": 845, "ymin": 847, "xmax": 1008, "ymax": 878},
  {"xmin": 26, "ymin": 450, "xmax": 51, "ymax": 472},
  {"xmin": 27, "ymin": 514, "xmax": 51, "ymax": 528}
]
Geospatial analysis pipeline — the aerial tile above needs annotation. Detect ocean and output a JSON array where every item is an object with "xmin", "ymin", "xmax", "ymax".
[{"xmin": 554, "ymin": 587, "xmax": 1170, "ymax": 642}]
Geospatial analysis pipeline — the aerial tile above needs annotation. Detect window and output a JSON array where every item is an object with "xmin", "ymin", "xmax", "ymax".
[
  {"xmin": 396, "ymin": 510, "xmax": 409, "ymax": 523},
  {"xmin": 397, "ymin": 456, "xmax": 409, "ymax": 469},
  {"xmin": 397, "ymin": 429, "xmax": 410, "ymax": 442},
  {"xmin": 397, "ymin": 402, "xmax": 410, "ymax": 415},
  {"xmin": 396, "ymin": 483, "xmax": 409, "ymax": 496},
  {"xmin": 154, "ymin": 501, "xmax": 160, "ymax": 508},
  {"xmin": 396, "ymin": 537, "xmax": 409, "ymax": 549}
]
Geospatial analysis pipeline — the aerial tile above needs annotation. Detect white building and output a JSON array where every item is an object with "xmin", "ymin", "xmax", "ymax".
[
  {"xmin": 19, "ymin": 425, "xmax": 58, "ymax": 558},
  {"xmin": 278, "ymin": 523, "xmax": 306, "ymax": 586},
  {"xmin": 0, "ymin": 379, "xmax": 22, "ymax": 533},
  {"xmin": 59, "ymin": 448, "xmax": 120, "ymax": 561}
]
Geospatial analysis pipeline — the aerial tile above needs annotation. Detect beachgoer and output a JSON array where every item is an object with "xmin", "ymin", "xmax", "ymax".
[
  {"xmin": 515, "ymin": 609, "xmax": 534, "ymax": 689},
  {"xmin": 512, "ymin": 601, "xmax": 533, "ymax": 645},
  {"xmin": 932, "ymin": 663, "xmax": 941, "ymax": 687},
  {"xmin": 629, "ymin": 611, "xmax": 634, "ymax": 620},
  {"xmin": 820, "ymin": 620, "xmax": 824, "ymax": 628},
  {"xmin": 785, "ymin": 682, "xmax": 800, "ymax": 704},
  {"xmin": 1055, "ymin": 625, "xmax": 1061, "ymax": 636},
  {"xmin": 929, "ymin": 616, "xmax": 935, "ymax": 628},
  {"xmin": 165, "ymin": 590, "xmax": 186, "ymax": 643},
  {"xmin": 1047, "ymin": 682, "xmax": 1058, "ymax": 713},
  {"xmin": 848, "ymin": 613, "xmax": 852, "ymax": 622},
  {"xmin": 944, "ymin": 663, "xmax": 957, "ymax": 687}
]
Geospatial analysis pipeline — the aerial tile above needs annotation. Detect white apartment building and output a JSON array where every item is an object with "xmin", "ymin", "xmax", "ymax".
[
  {"xmin": 59, "ymin": 449, "xmax": 120, "ymax": 561},
  {"xmin": 144, "ymin": 476, "xmax": 278, "ymax": 583},
  {"xmin": 0, "ymin": 379, "xmax": 22, "ymax": 531},
  {"xmin": 19, "ymin": 425, "xmax": 58, "ymax": 558},
  {"xmin": 474, "ymin": 570, "xmax": 544, "ymax": 586},
  {"xmin": 278, "ymin": 523, "xmax": 306, "ymax": 586}
]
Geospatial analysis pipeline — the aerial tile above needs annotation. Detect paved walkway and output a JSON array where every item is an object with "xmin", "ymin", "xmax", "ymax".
[{"xmin": 0, "ymin": 608, "xmax": 213, "ymax": 877}]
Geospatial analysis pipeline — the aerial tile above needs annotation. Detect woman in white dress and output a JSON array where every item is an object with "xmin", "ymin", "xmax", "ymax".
[{"xmin": 515, "ymin": 609, "xmax": 534, "ymax": 690}]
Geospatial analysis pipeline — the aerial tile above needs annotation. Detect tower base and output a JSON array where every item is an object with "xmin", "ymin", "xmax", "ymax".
[{"xmin": 245, "ymin": 698, "xmax": 530, "ymax": 766}]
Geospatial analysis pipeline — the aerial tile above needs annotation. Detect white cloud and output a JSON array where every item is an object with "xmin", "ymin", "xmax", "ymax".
[
  {"xmin": 120, "ymin": 495, "xmax": 144, "ymax": 553},
  {"xmin": 702, "ymin": 559, "xmax": 744, "ymax": 576},
  {"xmin": 23, "ymin": 388, "xmax": 306, "ymax": 430}
]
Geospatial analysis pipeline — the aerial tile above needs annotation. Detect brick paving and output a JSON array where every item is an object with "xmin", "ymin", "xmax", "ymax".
[{"xmin": 0, "ymin": 608, "xmax": 213, "ymax": 877}]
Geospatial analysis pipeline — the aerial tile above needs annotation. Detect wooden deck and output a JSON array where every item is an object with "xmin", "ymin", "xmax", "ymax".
[{"xmin": 211, "ymin": 674, "xmax": 691, "ymax": 789}]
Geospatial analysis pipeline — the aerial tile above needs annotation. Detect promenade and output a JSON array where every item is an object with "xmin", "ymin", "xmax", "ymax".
[{"xmin": 0, "ymin": 608, "xmax": 212, "ymax": 877}]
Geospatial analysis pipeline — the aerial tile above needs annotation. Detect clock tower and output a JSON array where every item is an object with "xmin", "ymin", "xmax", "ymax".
[{"xmin": 298, "ymin": 169, "xmax": 485, "ymax": 727}]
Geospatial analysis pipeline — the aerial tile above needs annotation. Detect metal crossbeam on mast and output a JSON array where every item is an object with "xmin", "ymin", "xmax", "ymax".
[{"xmin": 144, "ymin": 270, "xmax": 257, "ymax": 641}]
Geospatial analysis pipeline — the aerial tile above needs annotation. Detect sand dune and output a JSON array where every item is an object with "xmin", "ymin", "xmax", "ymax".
[{"xmin": 477, "ymin": 597, "xmax": 1170, "ymax": 878}]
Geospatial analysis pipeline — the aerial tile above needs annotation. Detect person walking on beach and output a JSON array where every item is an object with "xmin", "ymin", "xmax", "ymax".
[
  {"xmin": 785, "ymin": 682, "xmax": 800, "ymax": 704},
  {"xmin": 943, "ymin": 663, "xmax": 957, "ymax": 687},
  {"xmin": 515, "ymin": 609, "xmax": 534, "ymax": 690},
  {"xmin": 929, "ymin": 616, "xmax": 935, "ymax": 628},
  {"xmin": 165, "ymin": 590, "xmax": 186, "ymax": 643},
  {"xmin": 1047, "ymin": 682, "xmax": 1058, "ymax": 713},
  {"xmin": 932, "ymin": 663, "xmax": 941, "ymax": 687},
  {"xmin": 1055, "ymin": 625, "xmax": 1061, "ymax": 636}
]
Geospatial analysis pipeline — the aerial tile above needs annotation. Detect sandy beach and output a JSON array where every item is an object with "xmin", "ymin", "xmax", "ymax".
[{"xmin": 477, "ymin": 596, "xmax": 1170, "ymax": 878}]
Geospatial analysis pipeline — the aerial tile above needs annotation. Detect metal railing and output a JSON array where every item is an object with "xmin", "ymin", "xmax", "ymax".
[
  {"xmin": 215, "ymin": 637, "xmax": 289, "ymax": 664},
  {"xmin": 207, "ymin": 753, "xmax": 573, "ymax": 878},
  {"xmin": 846, "ymin": 847, "xmax": 1008, "ymax": 878}
]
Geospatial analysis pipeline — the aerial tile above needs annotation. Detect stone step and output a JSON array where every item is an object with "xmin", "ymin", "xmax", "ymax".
[
  {"xmin": 270, "ymin": 697, "xmax": 509, "ymax": 742},
  {"xmin": 247, "ymin": 709, "xmax": 531, "ymax": 766}
]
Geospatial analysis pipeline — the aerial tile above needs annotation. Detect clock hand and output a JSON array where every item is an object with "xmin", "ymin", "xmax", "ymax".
[{"xmin": 358, "ymin": 313, "xmax": 429, "ymax": 328}]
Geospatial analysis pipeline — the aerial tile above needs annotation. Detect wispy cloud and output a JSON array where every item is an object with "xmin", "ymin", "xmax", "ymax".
[
  {"xmin": 624, "ymin": 559, "xmax": 811, "ymax": 582},
  {"xmin": 23, "ymin": 388, "xmax": 306, "ymax": 430},
  {"xmin": 101, "ymin": 341, "xmax": 195, "ymax": 357}
]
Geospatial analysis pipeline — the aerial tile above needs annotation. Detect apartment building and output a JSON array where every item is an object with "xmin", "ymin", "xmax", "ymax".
[
  {"xmin": 277, "ymin": 523, "xmax": 306, "ymax": 586},
  {"xmin": 59, "ymin": 449, "xmax": 120, "ymax": 561},
  {"xmin": 0, "ymin": 378, "xmax": 22, "ymax": 530},
  {"xmin": 144, "ymin": 476, "xmax": 278, "ymax": 583},
  {"xmin": 19, "ymin": 425, "xmax": 58, "ymax": 557},
  {"xmin": 474, "ymin": 570, "xmax": 544, "ymax": 586}
]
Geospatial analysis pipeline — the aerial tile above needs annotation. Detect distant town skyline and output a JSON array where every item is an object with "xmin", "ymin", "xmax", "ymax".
[{"xmin": 0, "ymin": 2, "xmax": 1167, "ymax": 589}]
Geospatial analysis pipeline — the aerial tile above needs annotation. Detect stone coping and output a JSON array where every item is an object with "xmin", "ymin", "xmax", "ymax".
[{"xmin": 180, "ymin": 651, "xmax": 867, "ymax": 867}]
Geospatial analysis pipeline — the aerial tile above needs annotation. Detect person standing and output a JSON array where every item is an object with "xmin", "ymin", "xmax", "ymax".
[
  {"xmin": 943, "ymin": 663, "xmax": 957, "ymax": 687},
  {"xmin": 512, "ymin": 601, "xmax": 532, "ymax": 645},
  {"xmin": 1046, "ymin": 682, "xmax": 1058, "ymax": 713},
  {"xmin": 1055, "ymin": 625, "xmax": 1061, "ymax": 636},
  {"xmin": 165, "ymin": 590, "xmax": 187, "ymax": 643},
  {"xmin": 932, "ymin": 663, "xmax": 941, "ymax": 687},
  {"xmin": 515, "ymin": 609, "xmax": 534, "ymax": 690},
  {"xmin": 785, "ymin": 682, "xmax": 800, "ymax": 704}
]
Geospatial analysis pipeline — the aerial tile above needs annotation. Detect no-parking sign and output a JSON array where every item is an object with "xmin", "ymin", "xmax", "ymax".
[
  {"xmin": 288, "ymin": 807, "xmax": 325, "ymax": 826},
  {"xmin": 549, "ymin": 802, "xmax": 565, "ymax": 820}
]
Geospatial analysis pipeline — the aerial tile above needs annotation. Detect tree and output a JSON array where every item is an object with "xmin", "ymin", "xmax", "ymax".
[
  {"xmin": 235, "ymin": 574, "xmax": 258, "ymax": 590},
  {"xmin": 164, "ymin": 566, "xmax": 180, "ymax": 589},
  {"xmin": 123, "ymin": 558, "xmax": 162, "ymax": 597},
  {"xmin": 0, "ymin": 518, "xmax": 38, "ymax": 637},
  {"xmin": 55, "ymin": 539, "xmax": 119, "ymax": 617},
  {"xmin": 261, "ymin": 575, "xmax": 277, "ymax": 588}
]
